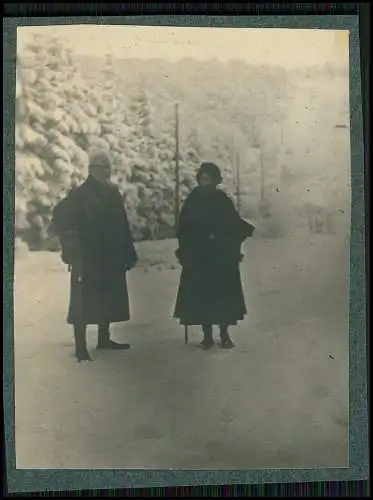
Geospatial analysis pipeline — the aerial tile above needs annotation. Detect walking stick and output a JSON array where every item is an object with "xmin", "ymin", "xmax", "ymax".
[{"xmin": 184, "ymin": 325, "xmax": 189, "ymax": 344}]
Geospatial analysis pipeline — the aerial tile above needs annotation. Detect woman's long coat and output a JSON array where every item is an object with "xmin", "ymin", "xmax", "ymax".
[
  {"xmin": 174, "ymin": 186, "xmax": 254, "ymax": 326},
  {"xmin": 52, "ymin": 175, "xmax": 137, "ymax": 326}
]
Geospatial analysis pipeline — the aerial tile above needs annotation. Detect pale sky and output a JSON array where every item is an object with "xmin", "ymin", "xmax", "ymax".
[{"xmin": 17, "ymin": 25, "xmax": 349, "ymax": 68}]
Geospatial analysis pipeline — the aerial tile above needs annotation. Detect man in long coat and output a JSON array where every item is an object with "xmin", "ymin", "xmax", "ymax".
[
  {"xmin": 174, "ymin": 162, "xmax": 255, "ymax": 350},
  {"xmin": 52, "ymin": 149, "xmax": 138, "ymax": 362}
]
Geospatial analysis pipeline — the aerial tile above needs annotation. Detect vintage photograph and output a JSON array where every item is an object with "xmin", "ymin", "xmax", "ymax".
[{"xmin": 14, "ymin": 25, "xmax": 351, "ymax": 469}]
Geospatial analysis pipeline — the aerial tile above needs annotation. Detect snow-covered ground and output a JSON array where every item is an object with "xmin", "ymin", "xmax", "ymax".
[{"xmin": 13, "ymin": 235, "xmax": 349, "ymax": 469}]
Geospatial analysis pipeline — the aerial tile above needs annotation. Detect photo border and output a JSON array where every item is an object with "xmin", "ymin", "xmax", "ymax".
[{"xmin": 3, "ymin": 14, "xmax": 368, "ymax": 493}]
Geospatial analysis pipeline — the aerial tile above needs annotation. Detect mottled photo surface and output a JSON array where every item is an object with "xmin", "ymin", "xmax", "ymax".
[{"xmin": 14, "ymin": 25, "xmax": 350, "ymax": 469}]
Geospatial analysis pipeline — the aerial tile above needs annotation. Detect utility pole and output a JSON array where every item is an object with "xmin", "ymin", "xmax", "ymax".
[
  {"xmin": 174, "ymin": 103, "xmax": 180, "ymax": 232},
  {"xmin": 252, "ymin": 121, "xmax": 265, "ymax": 204},
  {"xmin": 278, "ymin": 123, "xmax": 284, "ymax": 192},
  {"xmin": 260, "ymin": 148, "xmax": 265, "ymax": 203},
  {"xmin": 235, "ymin": 152, "xmax": 241, "ymax": 216}
]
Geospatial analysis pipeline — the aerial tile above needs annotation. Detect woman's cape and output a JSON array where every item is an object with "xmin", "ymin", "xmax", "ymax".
[{"xmin": 176, "ymin": 187, "xmax": 255, "ymax": 266}]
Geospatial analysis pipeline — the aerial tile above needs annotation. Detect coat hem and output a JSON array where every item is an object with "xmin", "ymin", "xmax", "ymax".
[
  {"xmin": 67, "ymin": 317, "xmax": 131, "ymax": 326},
  {"xmin": 173, "ymin": 315, "xmax": 246, "ymax": 326}
]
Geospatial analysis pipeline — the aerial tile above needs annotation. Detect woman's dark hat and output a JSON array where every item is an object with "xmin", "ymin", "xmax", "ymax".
[{"xmin": 196, "ymin": 162, "xmax": 223, "ymax": 184}]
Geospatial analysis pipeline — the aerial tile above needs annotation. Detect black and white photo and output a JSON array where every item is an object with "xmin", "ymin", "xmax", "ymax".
[{"xmin": 13, "ymin": 25, "xmax": 351, "ymax": 470}]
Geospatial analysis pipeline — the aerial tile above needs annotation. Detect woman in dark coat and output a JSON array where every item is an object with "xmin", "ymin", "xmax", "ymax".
[
  {"xmin": 174, "ymin": 162, "xmax": 255, "ymax": 349},
  {"xmin": 52, "ymin": 149, "xmax": 138, "ymax": 362}
]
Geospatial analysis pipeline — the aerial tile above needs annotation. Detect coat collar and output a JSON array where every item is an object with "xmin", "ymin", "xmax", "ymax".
[{"xmin": 85, "ymin": 175, "xmax": 115, "ymax": 193}]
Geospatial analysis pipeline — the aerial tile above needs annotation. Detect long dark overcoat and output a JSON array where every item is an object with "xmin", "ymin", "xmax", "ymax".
[
  {"xmin": 174, "ymin": 186, "xmax": 254, "ymax": 326},
  {"xmin": 52, "ymin": 175, "xmax": 137, "ymax": 326}
]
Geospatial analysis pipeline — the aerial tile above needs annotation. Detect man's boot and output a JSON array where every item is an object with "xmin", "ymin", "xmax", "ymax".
[
  {"xmin": 201, "ymin": 324, "xmax": 214, "ymax": 350},
  {"xmin": 220, "ymin": 324, "xmax": 235, "ymax": 349},
  {"xmin": 96, "ymin": 323, "xmax": 131, "ymax": 350},
  {"xmin": 73, "ymin": 325, "xmax": 92, "ymax": 362}
]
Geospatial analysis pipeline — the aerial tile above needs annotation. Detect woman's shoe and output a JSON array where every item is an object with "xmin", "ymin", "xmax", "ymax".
[{"xmin": 220, "ymin": 336, "xmax": 235, "ymax": 349}]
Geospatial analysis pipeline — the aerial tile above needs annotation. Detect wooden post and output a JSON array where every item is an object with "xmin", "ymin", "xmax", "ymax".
[
  {"xmin": 260, "ymin": 148, "xmax": 265, "ymax": 202},
  {"xmin": 235, "ymin": 152, "xmax": 241, "ymax": 216},
  {"xmin": 279, "ymin": 124, "xmax": 283, "ymax": 192},
  {"xmin": 174, "ymin": 103, "xmax": 180, "ymax": 232}
]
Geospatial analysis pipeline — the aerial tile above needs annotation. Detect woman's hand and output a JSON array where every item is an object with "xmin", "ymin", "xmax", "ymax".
[{"xmin": 126, "ymin": 257, "xmax": 138, "ymax": 271}]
